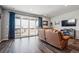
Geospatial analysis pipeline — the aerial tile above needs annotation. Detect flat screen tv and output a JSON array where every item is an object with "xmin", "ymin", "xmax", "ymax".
[{"xmin": 62, "ymin": 19, "xmax": 76, "ymax": 26}]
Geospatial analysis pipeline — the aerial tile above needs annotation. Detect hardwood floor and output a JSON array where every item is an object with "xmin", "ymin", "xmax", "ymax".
[
  {"xmin": 0, "ymin": 36, "xmax": 79, "ymax": 53},
  {"xmin": 0, "ymin": 37, "xmax": 42, "ymax": 53}
]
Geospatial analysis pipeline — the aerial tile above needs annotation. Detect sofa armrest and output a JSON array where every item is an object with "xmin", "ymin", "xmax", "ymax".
[{"xmin": 62, "ymin": 36, "xmax": 70, "ymax": 40}]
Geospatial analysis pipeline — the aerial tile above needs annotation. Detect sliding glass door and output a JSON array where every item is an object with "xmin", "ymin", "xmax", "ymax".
[
  {"xmin": 15, "ymin": 15, "xmax": 38, "ymax": 38},
  {"xmin": 29, "ymin": 19, "xmax": 38, "ymax": 36}
]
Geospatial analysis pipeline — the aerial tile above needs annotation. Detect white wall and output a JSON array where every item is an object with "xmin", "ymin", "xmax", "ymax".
[
  {"xmin": 1, "ymin": 10, "xmax": 9, "ymax": 41},
  {"xmin": 43, "ymin": 17, "xmax": 51, "ymax": 28},
  {"xmin": 51, "ymin": 9, "xmax": 79, "ymax": 39}
]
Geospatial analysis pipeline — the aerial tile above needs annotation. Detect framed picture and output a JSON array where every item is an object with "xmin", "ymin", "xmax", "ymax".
[
  {"xmin": 55, "ymin": 21, "xmax": 60, "ymax": 25},
  {"xmin": 43, "ymin": 21, "xmax": 48, "ymax": 26}
]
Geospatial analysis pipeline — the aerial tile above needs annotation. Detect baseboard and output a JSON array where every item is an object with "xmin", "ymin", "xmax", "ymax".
[
  {"xmin": 0, "ymin": 39, "xmax": 9, "ymax": 42},
  {"xmin": 2, "ymin": 38, "xmax": 8, "ymax": 40}
]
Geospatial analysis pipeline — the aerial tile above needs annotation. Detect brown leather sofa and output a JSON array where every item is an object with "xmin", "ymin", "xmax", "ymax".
[
  {"xmin": 38, "ymin": 29, "xmax": 70, "ymax": 49},
  {"xmin": 38, "ymin": 29, "xmax": 46, "ymax": 41}
]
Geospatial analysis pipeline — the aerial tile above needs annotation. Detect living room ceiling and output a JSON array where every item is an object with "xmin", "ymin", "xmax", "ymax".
[{"xmin": 2, "ymin": 5, "xmax": 79, "ymax": 17}]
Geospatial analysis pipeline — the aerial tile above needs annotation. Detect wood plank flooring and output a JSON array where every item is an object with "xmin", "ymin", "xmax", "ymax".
[{"xmin": 0, "ymin": 36, "xmax": 79, "ymax": 53}]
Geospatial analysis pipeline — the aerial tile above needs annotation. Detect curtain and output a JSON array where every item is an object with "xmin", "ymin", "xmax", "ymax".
[
  {"xmin": 8, "ymin": 12, "xmax": 15, "ymax": 39},
  {"xmin": 38, "ymin": 17, "xmax": 43, "ymax": 28}
]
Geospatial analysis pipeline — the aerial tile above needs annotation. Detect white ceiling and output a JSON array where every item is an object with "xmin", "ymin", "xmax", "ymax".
[{"xmin": 2, "ymin": 5, "xmax": 79, "ymax": 17}]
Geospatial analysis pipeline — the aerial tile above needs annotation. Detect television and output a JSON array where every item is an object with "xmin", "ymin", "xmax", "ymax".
[{"xmin": 62, "ymin": 19, "xmax": 76, "ymax": 26}]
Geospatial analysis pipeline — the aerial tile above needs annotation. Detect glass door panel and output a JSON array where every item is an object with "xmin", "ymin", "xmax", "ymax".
[
  {"xmin": 21, "ymin": 19, "xmax": 29, "ymax": 37},
  {"xmin": 29, "ymin": 20, "xmax": 38, "ymax": 36},
  {"xmin": 15, "ymin": 18, "xmax": 21, "ymax": 38},
  {"xmin": 30, "ymin": 28, "xmax": 36, "ymax": 36}
]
